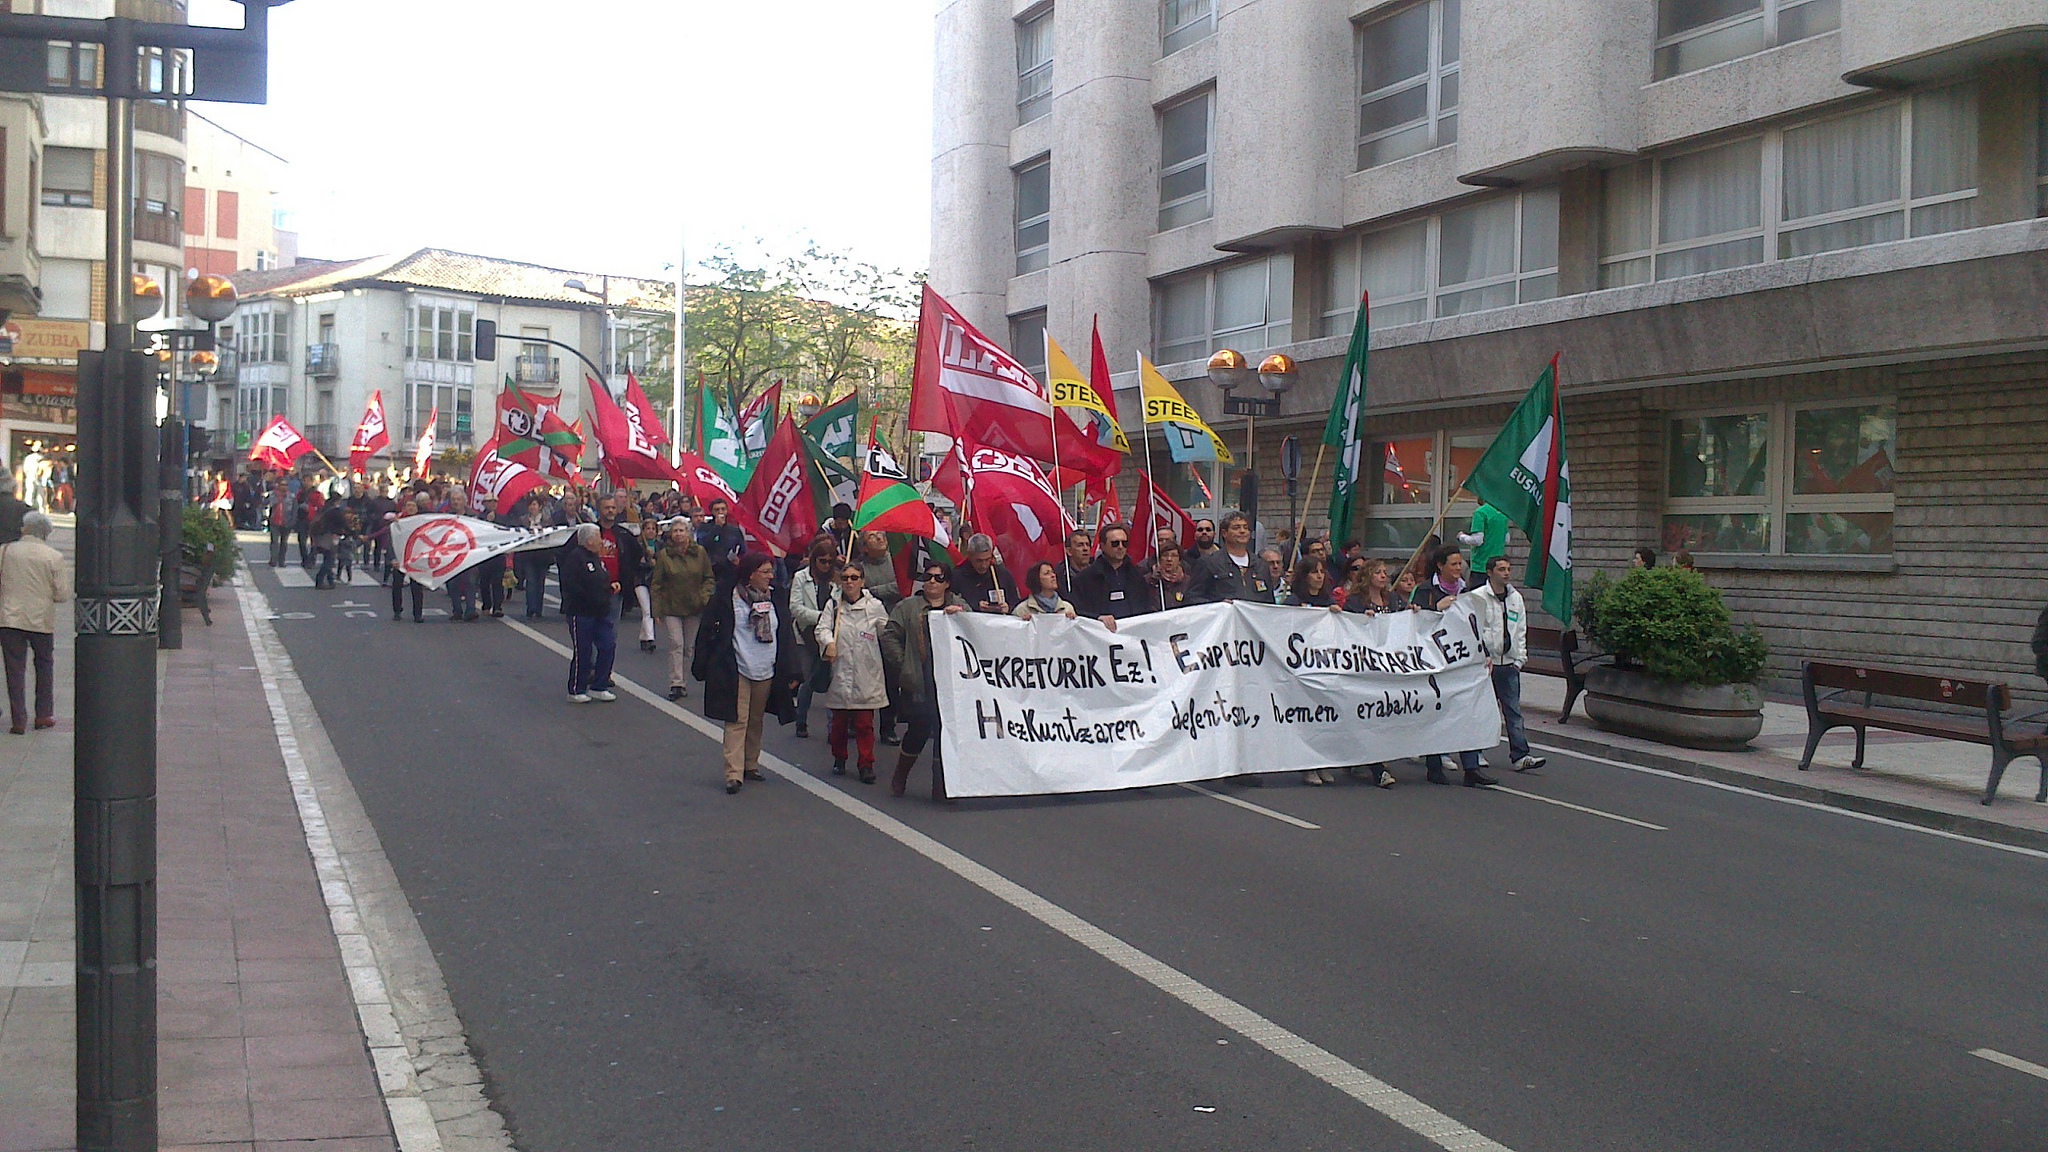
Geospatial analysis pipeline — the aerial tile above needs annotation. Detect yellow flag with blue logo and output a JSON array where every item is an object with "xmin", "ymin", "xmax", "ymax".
[{"xmin": 1138, "ymin": 355, "xmax": 1234, "ymax": 465}]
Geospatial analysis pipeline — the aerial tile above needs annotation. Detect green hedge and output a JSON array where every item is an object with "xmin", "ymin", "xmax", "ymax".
[
  {"xmin": 1590, "ymin": 567, "xmax": 1767, "ymax": 687},
  {"xmin": 180, "ymin": 508, "xmax": 238, "ymax": 582}
]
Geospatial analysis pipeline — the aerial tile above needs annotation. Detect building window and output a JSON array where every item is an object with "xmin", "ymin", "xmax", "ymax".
[
  {"xmin": 1015, "ymin": 159, "xmax": 1051, "ymax": 274},
  {"xmin": 1017, "ymin": 9, "xmax": 1054, "ymax": 125},
  {"xmin": 1600, "ymin": 87, "xmax": 1977, "ymax": 287},
  {"xmin": 237, "ymin": 310, "xmax": 287, "ymax": 364},
  {"xmin": 1357, "ymin": 429, "xmax": 1493, "ymax": 549},
  {"xmin": 237, "ymin": 384, "xmax": 287, "ymax": 432},
  {"xmin": 1153, "ymin": 252, "xmax": 1293, "ymax": 364},
  {"xmin": 45, "ymin": 41, "xmax": 99, "ymax": 90},
  {"xmin": 1009, "ymin": 310, "xmax": 1047, "ymax": 382},
  {"xmin": 40, "ymin": 147, "xmax": 92, "ymax": 208},
  {"xmin": 1162, "ymin": 0, "xmax": 1214, "ymax": 55},
  {"xmin": 410, "ymin": 384, "xmax": 474, "ymax": 445},
  {"xmin": 406, "ymin": 302, "xmax": 475, "ymax": 362},
  {"xmin": 1356, "ymin": 0, "xmax": 1459, "ymax": 171},
  {"xmin": 134, "ymin": 150, "xmax": 182, "ymax": 247},
  {"xmin": 1158, "ymin": 90, "xmax": 1212, "ymax": 231},
  {"xmin": 1663, "ymin": 400, "xmax": 1895, "ymax": 555},
  {"xmin": 1321, "ymin": 187, "xmax": 1557, "ymax": 334},
  {"xmin": 1654, "ymin": 0, "xmax": 1839, "ymax": 81}
]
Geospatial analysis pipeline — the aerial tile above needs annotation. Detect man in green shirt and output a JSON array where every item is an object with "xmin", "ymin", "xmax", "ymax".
[{"xmin": 1459, "ymin": 502, "xmax": 1510, "ymax": 573}]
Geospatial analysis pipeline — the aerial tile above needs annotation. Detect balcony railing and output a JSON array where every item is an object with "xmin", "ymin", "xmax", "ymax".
[
  {"xmin": 306, "ymin": 343, "xmax": 339, "ymax": 377},
  {"xmin": 133, "ymin": 99, "xmax": 184, "ymax": 140},
  {"xmin": 134, "ymin": 206, "xmax": 181, "ymax": 247},
  {"xmin": 514, "ymin": 353, "xmax": 560, "ymax": 385},
  {"xmin": 212, "ymin": 347, "xmax": 237, "ymax": 384},
  {"xmin": 304, "ymin": 424, "xmax": 338, "ymax": 455}
]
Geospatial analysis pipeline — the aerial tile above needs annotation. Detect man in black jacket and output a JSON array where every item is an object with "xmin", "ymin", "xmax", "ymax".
[
  {"xmin": 1190, "ymin": 511, "xmax": 1275, "ymax": 605},
  {"xmin": 1071, "ymin": 523, "xmax": 1148, "ymax": 627},
  {"xmin": 696, "ymin": 499, "xmax": 747, "ymax": 583},
  {"xmin": 594, "ymin": 494, "xmax": 648, "ymax": 624},
  {"xmin": 559, "ymin": 524, "xmax": 620, "ymax": 703},
  {"xmin": 951, "ymin": 533, "xmax": 1018, "ymax": 614}
]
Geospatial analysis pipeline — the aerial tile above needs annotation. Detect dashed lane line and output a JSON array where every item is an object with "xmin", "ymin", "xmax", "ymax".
[
  {"xmin": 1488, "ymin": 786, "xmax": 1667, "ymax": 831},
  {"xmin": 501, "ymin": 616, "xmax": 1518, "ymax": 1152},
  {"xmin": 1176, "ymin": 781, "xmax": 1321, "ymax": 829},
  {"xmin": 1971, "ymin": 1048, "xmax": 2048, "ymax": 1084}
]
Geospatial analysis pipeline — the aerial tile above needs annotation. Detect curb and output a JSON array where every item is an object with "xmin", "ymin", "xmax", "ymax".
[{"xmin": 1528, "ymin": 727, "xmax": 2048, "ymax": 854}]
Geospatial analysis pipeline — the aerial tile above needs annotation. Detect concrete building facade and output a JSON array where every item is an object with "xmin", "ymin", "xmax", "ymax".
[
  {"xmin": 183, "ymin": 108, "xmax": 294, "ymax": 278},
  {"xmin": 217, "ymin": 248, "xmax": 667, "ymax": 476},
  {"xmin": 929, "ymin": 0, "xmax": 2048, "ymax": 697}
]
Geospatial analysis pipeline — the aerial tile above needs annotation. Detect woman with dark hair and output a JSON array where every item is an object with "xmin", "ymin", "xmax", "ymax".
[
  {"xmin": 1281, "ymin": 558, "xmax": 1342, "ymax": 610},
  {"xmin": 1013, "ymin": 561, "xmax": 1078, "ymax": 619},
  {"xmin": 1149, "ymin": 544, "xmax": 1194, "ymax": 611},
  {"xmin": 1413, "ymin": 543, "xmax": 1469, "ymax": 612},
  {"xmin": 693, "ymin": 551, "xmax": 804, "ymax": 794},
  {"xmin": 1633, "ymin": 547, "xmax": 1658, "ymax": 569}
]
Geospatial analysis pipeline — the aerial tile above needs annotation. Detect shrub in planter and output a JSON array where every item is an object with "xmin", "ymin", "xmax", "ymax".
[
  {"xmin": 181, "ymin": 508, "xmax": 238, "ymax": 583},
  {"xmin": 1591, "ymin": 567, "xmax": 1766, "ymax": 686}
]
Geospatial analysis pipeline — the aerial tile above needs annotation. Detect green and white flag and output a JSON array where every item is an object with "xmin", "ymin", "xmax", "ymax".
[
  {"xmin": 1462, "ymin": 354, "xmax": 1573, "ymax": 622},
  {"xmin": 803, "ymin": 390, "xmax": 860, "ymax": 467},
  {"xmin": 700, "ymin": 380, "xmax": 752, "ymax": 490},
  {"xmin": 1321, "ymin": 296, "xmax": 1370, "ymax": 549}
]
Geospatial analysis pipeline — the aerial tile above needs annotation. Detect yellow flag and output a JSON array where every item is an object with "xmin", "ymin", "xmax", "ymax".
[
  {"xmin": 1046, "ymin": 335, "xmax": 1129, "ymax": 452},
  {"xmin": 1138, "ymin": 355, "xmax": 1234, "ymax": 465}
]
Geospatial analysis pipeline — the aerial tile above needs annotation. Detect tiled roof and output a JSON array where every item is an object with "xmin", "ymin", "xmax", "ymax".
[{"xmin": 243, "ymin": 247, "xmax": 669, "ymax": 309}]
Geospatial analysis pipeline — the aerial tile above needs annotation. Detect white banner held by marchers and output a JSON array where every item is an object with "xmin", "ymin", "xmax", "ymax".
[
  {"xmin": 390, "ymin": 515, "xmax": 574, "ymax": 590},
  {"xmin": 930, "ymin": 599, "xmax": 1501, "ymax": 798}
]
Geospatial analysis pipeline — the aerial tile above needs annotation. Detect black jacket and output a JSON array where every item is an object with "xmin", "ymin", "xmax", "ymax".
[
  {"xmin": 952, "ymin": 561, "xmax": 1019, "ymax": 614},
  {"xmin": 1190, "ymin": 549, "xmax": 1276, "ymax": 604},
  {"xmin": 692, "ymin": 581, "xmax": 804, "ymax": 724},
  {"xmin": 557, "ymin": 543, "xmax": 615, "ymax": 616},
  {"xmin": 0, "ymin": 493, "xmax": 29, "ymax": 545},
  {"xmin": 1071, "ymin": 555, "xmax": 1149, "ymax": 619},
  {"xmin": 597, "ymin": 522, "xmax": 650, "ymax": 592}
]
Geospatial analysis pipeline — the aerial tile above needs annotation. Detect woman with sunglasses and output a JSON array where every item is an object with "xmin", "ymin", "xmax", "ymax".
[
  {"xmin": 881, "ymin": 563, "xmax": 968, "ymax": 799},
  {"xmin": 817, "ymin": 563, "xmax": 892, "ymax": 783}
]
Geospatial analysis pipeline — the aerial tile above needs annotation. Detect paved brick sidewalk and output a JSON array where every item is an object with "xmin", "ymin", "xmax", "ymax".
[{"xmin": 0, "ymin": 532, "xmax": 397, "ymax": 1152}]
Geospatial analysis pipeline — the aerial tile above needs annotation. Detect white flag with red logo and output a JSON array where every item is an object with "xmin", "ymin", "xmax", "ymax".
[
  {"xmin": 909, "ymin": 286, "xmax": 1056, "ymax": 462},
  {"xmin": 348, "ymin": 390, "xmax": 390, "ymax": 474},
  {"xmin": 1128, "ymin": 471, "xmax": 1197, "ymax": 565},
  {"xmin": 931, "ymin": 442, "xmax": 1074, "ymax": 573},
  {"xmin": 249, "ymin": 416, "xmax": 314, "ymax": 472},
  {"xmin": 390, "ymin": 514, "xmax": 574, "ymax": 590},
  {"xmin": 736, "ymin": 413, "xmax": 820, "ymax": 558},
  {"xmin": 414, "ymin": 407, "xmax": 438, "ymax": 476}
]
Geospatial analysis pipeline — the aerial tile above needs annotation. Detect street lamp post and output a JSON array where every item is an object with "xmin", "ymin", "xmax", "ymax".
[{"xmin": 1207, "ymin": 349, "xmax": 1297, "ymax": 536}]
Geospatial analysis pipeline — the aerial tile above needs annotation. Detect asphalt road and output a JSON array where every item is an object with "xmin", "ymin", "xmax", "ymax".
[{"xmin": 243, "ymin": 547, "xmax": 2048, "ymax": 1152}]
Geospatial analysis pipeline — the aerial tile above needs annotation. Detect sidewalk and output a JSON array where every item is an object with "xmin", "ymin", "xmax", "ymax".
[
  {"xmin": 0, "ymin": 531, "xmax": 397, "ymax": 1151},
  {"xmin": 1515, "ymin": 673, "xmax": 2048, "ymax": 849}
]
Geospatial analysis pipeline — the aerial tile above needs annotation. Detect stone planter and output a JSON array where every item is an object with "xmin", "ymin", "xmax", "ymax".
[{"xmin": 1583, "ymin": 665, "xmax": 1764, "ymax": 751}]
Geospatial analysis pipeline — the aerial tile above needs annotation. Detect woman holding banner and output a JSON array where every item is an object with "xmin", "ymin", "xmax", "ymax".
[
  {"xmin": 881, "ymin": 562, "xmax": 968, "ymax": 800},
  {"xmin": 817, "ymin": 563, "xmax": 891, "ymax": 783},
  {"xmin": 1413, "ymin": 544, "xmax": 1500, "ymax": 788},
  {"xmin": 387, "ymin": 497, "xmax": 425, "ymax": 623},
  {"xmin": 1012, "ymin": 562, "xmax": 1078, "ymax": 620}
]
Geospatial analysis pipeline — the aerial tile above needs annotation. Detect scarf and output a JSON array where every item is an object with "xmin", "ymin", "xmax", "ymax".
[
  {"xmin": 740, "ymin": 583, "xmax": 774, "ymax": 643},
  {"xmin": 1030, "ymin": 591, "xmax": 1062, "ymax": 614}
]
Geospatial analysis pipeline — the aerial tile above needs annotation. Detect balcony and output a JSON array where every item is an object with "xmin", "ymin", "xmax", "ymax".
[
  {"xmin": 212, "ymin": 347, "xmax": 238, "ymax": 384},
  {"xmin": 306, "ymin": 342, "xmax": 339, "ymax": 378},
  {"xmin": 514, "ymin": 353, "xmax": 560, "ymax": 385},
  {"xmin": 304, "ymin": 424, "xmax": 338, "ymax": 455},
  {"xmin": 133, "ymin": 99, "xmax": 184, "ymax": 140},
  {"xmin": 134, "ymin": 206, "xmax": 181, "ymax": 248}
]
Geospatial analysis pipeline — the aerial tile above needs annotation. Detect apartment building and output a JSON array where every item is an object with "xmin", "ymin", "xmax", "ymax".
[
  {"xmin": 184, "ymin": 108, "xmax": 294, "ymax": 277},
  {"xmin": 214, "ymin": 247, "xmax": 668, "ymax": 473},
  {"xmin": 929, "ymin": 0, "xmax": 2048, "ymax": 695}
]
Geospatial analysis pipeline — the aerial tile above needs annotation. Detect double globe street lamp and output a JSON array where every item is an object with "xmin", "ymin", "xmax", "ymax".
[{"xmin": 1205, "ymin": 347, "xmax": 1297, "ymax": 540}]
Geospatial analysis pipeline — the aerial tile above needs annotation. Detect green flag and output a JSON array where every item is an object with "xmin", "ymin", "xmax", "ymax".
[
  {"xmin": 1321, "ymin": 298, "xmax": 1370, "ymax": 549},
  {"xmin": 798, "ymin": 424, "xmax": 857, "ymax": 515},
  {"xmin": 701, "ymin": 380, "xmax": 752, "ymax": 490},
  {"xmin": 803, "ymin": 390, "xmax": 860, "ymax": 466},
  {"xmin": 1461, "ymin": 355, "xmax": 1573, "ymax": 622}
]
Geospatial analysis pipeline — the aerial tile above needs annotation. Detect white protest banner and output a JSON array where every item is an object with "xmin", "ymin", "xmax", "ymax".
[
  {"xmin": 931, "ymin": 599, "xmax": 1501, "ymax": 797},
  {"xmin": 391, "ymin": 515, "xmax": 574, "ymax": 590}
]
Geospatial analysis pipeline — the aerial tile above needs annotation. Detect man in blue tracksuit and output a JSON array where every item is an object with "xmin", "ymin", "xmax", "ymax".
[{"xmin": 559, "ymin": 524, "xmax": 620, "ymax": 704}]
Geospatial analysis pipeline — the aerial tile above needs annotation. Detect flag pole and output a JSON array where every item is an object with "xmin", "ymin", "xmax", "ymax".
[
  {"xmin": 1291, "ymin": 440, "xmax": 1326, "ymax": 569},
  {"xmin": 1044, "ymin": 327, "xmax": 1070, "ymax": 589},
  {"xmin": 1135, "ymin": 351, "xmax": 1165, "ymax": 611},
  {"xmin": 1400, "ymin": 480, "xmax": 1469, "ymax": 582}
]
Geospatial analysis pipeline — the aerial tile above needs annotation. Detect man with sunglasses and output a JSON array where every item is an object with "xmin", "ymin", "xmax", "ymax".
[
  {"xmin": 1191, "ymin": 517, "xmax": 1218, "ymax": 556},
  {"xmin": 1071, "ymin": 522, "xmax": 1149, "ymax": 628},
  {"xmin": 881, "ymin": 563, "xmax": 968, "ymax": 800}
]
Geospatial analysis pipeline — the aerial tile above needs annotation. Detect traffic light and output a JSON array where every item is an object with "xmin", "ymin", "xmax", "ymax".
[{"xmin": 474, "ymin": 319, "xmax": 497, "ymax": 361}]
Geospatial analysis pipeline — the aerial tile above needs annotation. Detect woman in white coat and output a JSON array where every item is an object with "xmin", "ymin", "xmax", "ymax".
[{"xmin": 817, "ymin": 562, "xmax": 893, "ymax": 783}]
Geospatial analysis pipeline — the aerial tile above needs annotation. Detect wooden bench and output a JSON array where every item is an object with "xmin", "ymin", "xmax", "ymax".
[
  {"xmin": 1798, "ymin": 661, "xmax": 2048, "ymax": 805},
  {"xmin": 1525, "ymin": 625, "xmax": 1590, "ymax": 724}
]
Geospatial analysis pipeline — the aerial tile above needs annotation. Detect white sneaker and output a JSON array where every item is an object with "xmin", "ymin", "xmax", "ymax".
[
  {"xmin": 1514, "ymin": 755, "xmax": 1547, "ymax": 772},
  {"xmin": 589, "ymin": 689, "xmax": 617, "ymax": 702},
  {"xmin": 566, "ymin": 693, "xmax": 592, "ymax": 704}
]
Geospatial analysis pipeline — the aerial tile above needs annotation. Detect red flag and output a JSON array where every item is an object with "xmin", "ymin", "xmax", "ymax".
[
  {"xmin": 414, "ymin": 406, "xmax": 438, "ymax": 477},
  {"xmin": 931, "ymin": 442, "xmax": 1073, "ymax": 573},
  {"xmin": 586, "ymin": 374, "xmax": 680, "ymax": 485},
  {"xmin": 736, "ymin": 413, "xmax": 820, "ymax": 558},
  {"xmin": 250, "ymin": 416, "xmax": 313, "ymax": 472},
  {"xmin": 468, "ymin": 435, "xmax": 548, "ymax": 512},
  {"xmin": 909, "ymin": 286, "xmax": 1056, "ymax": 461},
  {"xmin": 672, "ymin": 450, "xmax": 774, "ymax": 544},
  {"xmin": 348, "ymin": 390, "xmax": 389, "ymax": 474},
  {"xmin": 1083, "ymin": 318, "xmax": 1124, "ymax": 506},
  {"xmin": 1128, "ymin": 472, "xmax": 1196, "ymax": 565}
]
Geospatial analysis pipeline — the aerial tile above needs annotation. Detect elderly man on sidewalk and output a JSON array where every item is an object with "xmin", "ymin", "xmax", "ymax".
[{"xmin": 0, "ymin": 511, "xmax": 69, "ymax": 733}]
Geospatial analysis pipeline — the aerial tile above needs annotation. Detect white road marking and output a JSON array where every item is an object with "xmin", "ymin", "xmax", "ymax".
[
  {"xmin": 1528, "ymin": 742, "xmax": 2048, "ymax": 863},
  {"xmin": 501, "ymin": 617, "xmax": 1516, "ymax": 1152},
  {"xmin": 1176, "ymin": 782, "xmax": 1321, "ymax": 830},
  {"xmin": 1971, "ymin": 1048, "xmax": 2048, "ymax": 1083},
  {"xmin": 273, "ymin": 566, "xmax": 311, "ymax": 587},
  {"xmin": 1488, "ymin": 786, "xmax": 1667, "ymax": 831}
]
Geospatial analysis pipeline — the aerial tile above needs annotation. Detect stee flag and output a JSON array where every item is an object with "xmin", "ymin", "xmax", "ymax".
[
  {"xmin": 1137, "ymin": 355, "xmax": 1233, "ymax": 464},
  {"xmin": 1461, "ymin": 354, "xmax": 1573, "ymax": 622},
  {"xmin": 1322, "ymin": 294, "xmax": 1369, "ymax": 549}
]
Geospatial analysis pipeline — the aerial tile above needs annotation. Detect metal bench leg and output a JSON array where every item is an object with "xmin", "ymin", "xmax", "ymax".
[
  {"xmin": 1984, "ymin": 746, "xmax": 2010, "ymax": 806},
  {"xmin": 1560, "ymin": 679, "xmax": 1583, "ymax": 725},
  {"xmin": 2034, "ymin": 755, "xmax": 2047, "ymax": 805},
  {"xmin": 1798, "ymin": 722, "xmax": 1829, "ymax": 771},
  {"xmin": 1851, "ymin": 726, "xmax": 1866, "ymax": 771}
]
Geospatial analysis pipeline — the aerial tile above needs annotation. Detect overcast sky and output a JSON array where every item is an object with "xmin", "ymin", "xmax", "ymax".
[{"xmin": 188, "ymin": 0, "xmax": 935, "ymax": 281}]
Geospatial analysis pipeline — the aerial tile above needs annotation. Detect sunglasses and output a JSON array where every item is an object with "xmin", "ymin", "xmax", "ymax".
[
  {"xmin": 840, "ymin": 572, "xmax": 864, "ymax": 581},
  {"xmin": 1104, "ymin": 539, "xmax": 1128, "ymax": 548},
  {"xmin": 923, "ymin": 571, "xmax": 950, "ymax": 582}
]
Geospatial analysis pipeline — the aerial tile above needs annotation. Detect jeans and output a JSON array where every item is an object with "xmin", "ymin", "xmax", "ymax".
[
  {"xmin": 1424, "ymin": 750, "xmax": 1483, "ymax": 775},
  {"xmin": 312, "ymin": 545, "xmax": 336, "ymax": 588},
  {"xmin": 521, "ymin": 554, "xmax": 550, "ymax": 617},
  {"xmin": 567, "ymin": 612, "xmax": 617, "ymax": 695},
  {"xmin": 0, "ymin": 627, "xmax": 53, "ymax": 728},
  {"xmin": 1491, "ymin": 664, "xmax": 1530, "ymax": 761}
]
